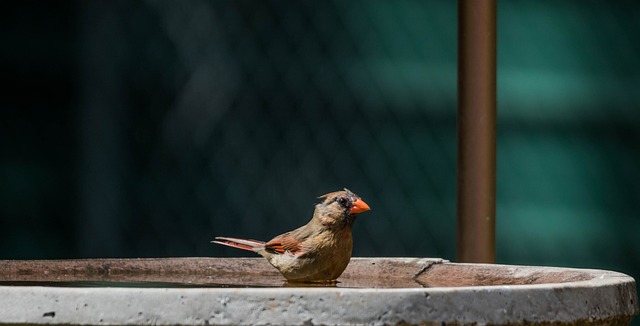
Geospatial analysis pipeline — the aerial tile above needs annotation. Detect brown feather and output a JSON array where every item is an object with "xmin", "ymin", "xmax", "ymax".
[{"xmin": 265, "ymin": 232, "xmax": 303, "ymax": 255}]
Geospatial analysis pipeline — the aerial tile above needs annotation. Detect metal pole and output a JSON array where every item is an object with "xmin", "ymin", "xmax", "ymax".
[{"xmin": 457, "ymin": 0, "xmax": 496, "ymax": 263}]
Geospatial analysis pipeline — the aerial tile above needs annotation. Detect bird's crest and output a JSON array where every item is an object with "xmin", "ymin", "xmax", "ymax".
[{"xmin": 318, "ymin": 188, "xmax": 353, "ymax": 199}]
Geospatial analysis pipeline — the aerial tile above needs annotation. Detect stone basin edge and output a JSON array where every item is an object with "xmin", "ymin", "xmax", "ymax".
[{"xmin": 0, "ymin": 257, "xmax": 636, "ymax": 326}]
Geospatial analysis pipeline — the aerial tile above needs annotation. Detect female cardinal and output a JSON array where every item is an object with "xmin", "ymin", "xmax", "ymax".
[{"xmin": 212, "ymin": 189, "xmax": 371, "ymax": 282}]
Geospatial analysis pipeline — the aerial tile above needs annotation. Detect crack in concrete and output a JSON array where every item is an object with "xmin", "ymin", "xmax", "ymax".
[{"xmin": 412, "ymin": 259, "xmax": 447, "ymax": 285}]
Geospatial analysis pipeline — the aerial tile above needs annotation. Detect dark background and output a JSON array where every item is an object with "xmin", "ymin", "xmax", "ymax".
[{"xmin": 1, "ymin": 0, "xmax": 639, "ymax": 309}]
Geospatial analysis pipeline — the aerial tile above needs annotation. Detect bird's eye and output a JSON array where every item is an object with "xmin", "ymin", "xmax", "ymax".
[{"xmin": 337, "ymin": 197, "xmax": 349, "ymax": 208}]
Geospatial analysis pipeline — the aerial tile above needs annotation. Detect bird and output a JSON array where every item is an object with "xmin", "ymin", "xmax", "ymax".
[{"xmin": 212, "ymin": 188, "xmax": 371, "ymax": 283}]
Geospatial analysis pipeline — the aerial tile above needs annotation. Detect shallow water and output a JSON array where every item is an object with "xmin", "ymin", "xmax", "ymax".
[
  {"xmin": 0, "ymin": 257, "xmax": 433, "ymax": 288},
  {"xmin": 0, "ymin": 277, "xmax": 425, "ymax": 288},
  {"xmin": 0, "ymin": 281, "xmax": 276, "ymax": 288}
]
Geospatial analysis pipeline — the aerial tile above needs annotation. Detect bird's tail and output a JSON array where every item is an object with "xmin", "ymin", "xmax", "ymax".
[{"xmin": 212, "ymin": 237, "xmax": 266, "ymax": 252}]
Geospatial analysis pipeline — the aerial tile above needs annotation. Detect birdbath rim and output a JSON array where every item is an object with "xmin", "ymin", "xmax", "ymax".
[{"xmin": 0, "ymin": 257, "xmax": 636, "ymax": 325}]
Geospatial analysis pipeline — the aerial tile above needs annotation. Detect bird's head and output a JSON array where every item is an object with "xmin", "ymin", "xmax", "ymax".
[{"xmin": 314, "ymin": 188, "xmax": 371, "ymax": 227}]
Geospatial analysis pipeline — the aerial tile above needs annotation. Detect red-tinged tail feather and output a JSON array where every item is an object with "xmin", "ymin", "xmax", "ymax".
[{"xmin": 212, "ymin": 237, "xmax": 265, "ymax": 252}]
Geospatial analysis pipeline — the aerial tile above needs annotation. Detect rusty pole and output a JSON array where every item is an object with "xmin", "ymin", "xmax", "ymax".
[{"xmin": 457, "ymin": 0, "xmax": 497, "ymax": 263}]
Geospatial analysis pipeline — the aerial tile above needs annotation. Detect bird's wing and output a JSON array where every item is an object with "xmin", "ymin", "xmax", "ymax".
[{"xmin": 264, "ymin": 232, "xmax": 304, "ymax": 255}]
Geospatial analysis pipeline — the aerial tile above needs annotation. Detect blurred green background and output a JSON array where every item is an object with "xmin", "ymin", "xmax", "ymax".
[{"xmin": 1, "ymin": 0, "xmax": 639, "ymax": 304}]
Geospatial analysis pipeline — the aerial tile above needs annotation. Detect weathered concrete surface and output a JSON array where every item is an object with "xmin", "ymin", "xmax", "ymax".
[{"xmin": 0, "ymin": 257, "xmax": 636, "ymax": 325}]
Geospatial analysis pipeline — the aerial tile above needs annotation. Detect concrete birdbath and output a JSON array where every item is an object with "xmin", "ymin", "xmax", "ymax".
[{"xmin": 0, "ymin": 257, "xmax": 636, "ymax": 325}]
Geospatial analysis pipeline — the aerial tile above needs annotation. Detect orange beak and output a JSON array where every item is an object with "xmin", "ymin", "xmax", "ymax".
[{"xmin": 350, "ymin": 198, "xmax": 371, "ymax": 214}]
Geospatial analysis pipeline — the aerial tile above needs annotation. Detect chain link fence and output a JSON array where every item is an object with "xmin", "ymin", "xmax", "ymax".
[{"xmin": 74, "ymin": 0, "xmax": 458, "ymax": 259}]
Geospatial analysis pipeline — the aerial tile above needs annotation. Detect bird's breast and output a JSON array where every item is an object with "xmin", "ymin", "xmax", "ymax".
[{"xmin": 267, "ymin": 227, "xmax": 354, "ymax": 282}]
